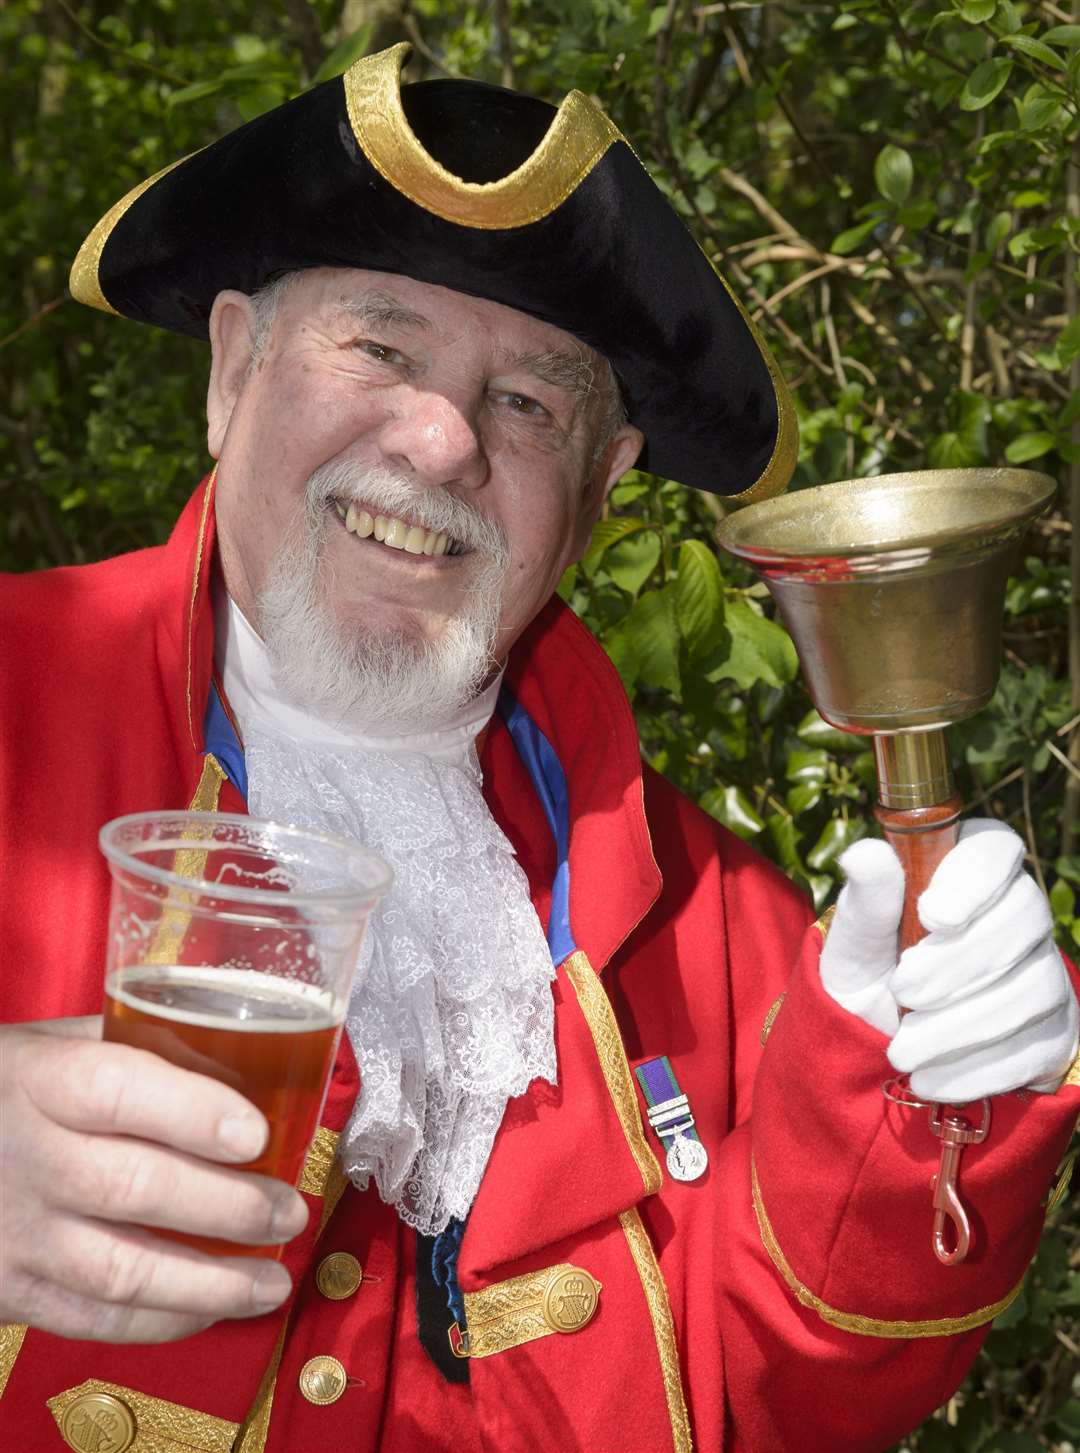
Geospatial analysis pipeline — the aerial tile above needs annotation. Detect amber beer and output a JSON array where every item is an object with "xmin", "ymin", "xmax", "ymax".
[{"xmin": 103, "ymin": 964, "xmax": 341, "ymax": 1257}]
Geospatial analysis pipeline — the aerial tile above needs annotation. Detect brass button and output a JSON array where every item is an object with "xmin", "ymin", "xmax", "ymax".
[
  {"xmin": 299, "ymin": 1354, "xmax": 348, "ymax": 1406},
  {"xmin": 316, "ymin": 1251, "xmax": 363, "ymax": 1300},
  {"xmin": 541, "ymin": 1267, "xmax": 601, "ymax": 1333},
  {"xmin": 59, "ymin": 1392, "xmax": 136, "ymax": 1453}
]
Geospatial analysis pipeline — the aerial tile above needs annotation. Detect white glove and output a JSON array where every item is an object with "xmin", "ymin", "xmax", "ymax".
[{"xmin": 820, "ymin": 820, "xmax": 1079, "ymax": 1102}]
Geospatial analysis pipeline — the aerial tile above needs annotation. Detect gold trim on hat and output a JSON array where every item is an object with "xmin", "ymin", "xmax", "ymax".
[
  {"xmin": 70, "ymin": 155, "xmax": 192, "ymax": 315},
  {"xmin": 343, "ymin": 44, "xmax": 623, "ymax": 231},
  {"xmin": 713, "ymin": 263, "xmax": 798, "ymax": 505}
]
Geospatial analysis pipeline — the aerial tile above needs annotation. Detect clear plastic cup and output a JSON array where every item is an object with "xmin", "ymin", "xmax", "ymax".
[{"xmin": 99, "ymin": 811, "xmax": 391, "ymax": 1255}]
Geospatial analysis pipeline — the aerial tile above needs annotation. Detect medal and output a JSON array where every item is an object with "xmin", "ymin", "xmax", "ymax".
[
  {"xmin": 634, "ymin": 1056, "xmax": 709, "ymax": 1184},
  {"xmin": 667, "ymin": 1130, "xmax": 709, "ymax": 1182}
]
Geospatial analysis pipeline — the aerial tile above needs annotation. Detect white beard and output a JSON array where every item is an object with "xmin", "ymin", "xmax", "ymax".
[{"xmin": 257, "ymin": 460, "xmax": 509, "ymax": 736}]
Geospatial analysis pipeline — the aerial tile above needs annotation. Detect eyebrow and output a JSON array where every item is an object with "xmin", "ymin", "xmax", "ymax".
[
  {"xmin": 331, "ymin": 290, "xmax": 433, "ymax": 332},
  {"xmin": 501, "ymin": 348, "xmax": 598, "ymax": 405}
]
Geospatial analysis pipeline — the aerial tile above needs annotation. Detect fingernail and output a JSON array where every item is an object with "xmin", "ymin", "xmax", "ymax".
[
  {"xmin": 252, "ymin": 1263, "xmax": 292, "ymax": 1312},
  {"xmin": 271, "ymin": 1193, "xmax": 309, "ymax": 1242},
  {"xmin": 217, "ymin": 1112, "xmax": 265, "ymax": 1161}
]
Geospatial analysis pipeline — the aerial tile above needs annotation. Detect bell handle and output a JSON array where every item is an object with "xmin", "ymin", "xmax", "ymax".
[{"xmin": 874, "ymin": 799, "xmax": 962, "ymax": 953}]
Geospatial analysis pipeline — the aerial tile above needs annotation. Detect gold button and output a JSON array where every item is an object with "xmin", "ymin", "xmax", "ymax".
[
  {"xmin": 299, "ymin": 1354, "xmax": 349, "ymax": 1406},
  {"xmin": 541, "ymin": 1267, "xmax": 601, "ymax": 1333},
  {"xmin": 60, "ymin": 1392, "xmax": 136, "ymax": 1453},
  {"xmin": 316, "ymin": 1251, "xmax": 363, "ymax": 1300}
]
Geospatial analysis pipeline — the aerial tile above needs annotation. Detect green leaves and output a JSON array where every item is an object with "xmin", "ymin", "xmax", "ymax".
[
  {"xmin": 311, "ymin": 26, "xmax": 374, "ymax": 84},
  {"xmin": 958, "ymin": 0, "xmax": 998, "ymax": 21},
  {"xmin": 960, "ymin": 56, "xmax": 1014, "ymax": 109},
  {"xmin": 605, "ymin": 530, "xmax": 662, "ymax": 596},
  {"xmin": 1001, "ymin": 33, "xmax": 1066, "ymax": 70},
  {"xmin": 675, "ymin": 540, "xmax": 724, "ymax": 659},
  {"xmin": 874, "ymin": 145, "xmax": 914, "ymax": 205},
  {"xmin": 831, "ymin": 217, "xmax": 880, "ymax": 255},
  {"xmin": 1004, "ymin": 431, "xmax": 1055, "ymax": 462},
  {"xmin": 699, "ymin": 785, "xmax": 765, "ymax": 839},
  {"xmin": 712, "ymin": 598, "xmax": 798, "ymax": 690},
  {"xmin": 606, "ymin": 587, "xmax": 681, "ymax": 694}
]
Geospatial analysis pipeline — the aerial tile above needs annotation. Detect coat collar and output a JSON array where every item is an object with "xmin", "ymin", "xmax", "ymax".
[{"xmin": 500, "ymin": 597, "xmax": 662, "ymax": 974}]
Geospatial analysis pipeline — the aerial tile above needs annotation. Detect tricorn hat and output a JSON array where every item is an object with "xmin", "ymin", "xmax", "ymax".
[{"xmin": 70, "ymin": 44, "xmax": 796, "ymax": 499}]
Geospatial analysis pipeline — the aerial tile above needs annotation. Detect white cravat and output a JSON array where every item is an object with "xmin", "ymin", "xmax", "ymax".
[{"xmin": 215, "ymin": 591, "xmax": 557, "ymax": 1234}]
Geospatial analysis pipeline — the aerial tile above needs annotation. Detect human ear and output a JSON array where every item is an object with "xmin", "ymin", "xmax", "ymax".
[
  {"xmin": 567, "ymin": 425, "xmax": 645, "ymax": 562},
  {"xmin": 593, "ymin": 424, "xmax": 646, "ymax": 509},
  {"xmin": 206, "ymin": 290, "xmax": 258, "ymax": 459}
]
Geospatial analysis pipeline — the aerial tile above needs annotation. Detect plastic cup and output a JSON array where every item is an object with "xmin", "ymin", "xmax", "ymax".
[{"xmin": 98, "ymin": 810, "xmax": 391, "ymax": 1255}]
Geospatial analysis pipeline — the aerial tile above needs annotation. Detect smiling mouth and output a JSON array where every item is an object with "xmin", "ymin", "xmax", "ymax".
[{"xmin": 331, "ymin": 500, "xmax": 465, "ymax": 557}]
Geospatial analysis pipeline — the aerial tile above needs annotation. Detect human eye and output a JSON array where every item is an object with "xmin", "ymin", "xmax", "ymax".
[
  {"xmin": 354, "ymin": 339, "xmax": 410, "ymax": 366},
  {"xmin": 493, "ymin": 389, "xmax": 549, "ymax": 419}
]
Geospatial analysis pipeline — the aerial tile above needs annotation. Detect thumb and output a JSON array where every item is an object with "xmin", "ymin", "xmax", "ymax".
[{"xmin": 819, "ymin": 839, "xmax": 905, "ymax": 1036}]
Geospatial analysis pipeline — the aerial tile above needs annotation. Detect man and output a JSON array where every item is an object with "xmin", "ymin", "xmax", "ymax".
[{"xmin": 1, "ymin": 43, "xmax": 1077, "ymax": 1453}]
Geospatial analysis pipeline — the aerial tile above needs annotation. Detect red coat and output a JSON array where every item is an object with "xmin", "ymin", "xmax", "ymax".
[{"xmin": 1, "ymin": 475, "xmax": 1078, "ymax": 1453}]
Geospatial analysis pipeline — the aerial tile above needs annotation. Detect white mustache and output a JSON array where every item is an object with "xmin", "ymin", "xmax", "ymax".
[{"xmin": 304, "ymin": 460, "xmax": 509, "ymax": 563}]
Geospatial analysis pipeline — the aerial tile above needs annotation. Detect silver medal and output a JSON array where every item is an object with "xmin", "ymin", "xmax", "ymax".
[{"xmin": 666, "ymin": 1130, "xmax": 708, "ymax": 1182}]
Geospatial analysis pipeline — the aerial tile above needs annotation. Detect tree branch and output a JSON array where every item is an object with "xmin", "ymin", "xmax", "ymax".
[{"xmin": 52, "ymin": 0, "xmax": 190, "ymax": 86}]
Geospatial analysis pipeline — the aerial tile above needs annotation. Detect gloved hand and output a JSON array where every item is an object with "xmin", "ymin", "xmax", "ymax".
[{"xmin": 820, "ymin": 819, "xmax": 1079, "ymax": 1102}]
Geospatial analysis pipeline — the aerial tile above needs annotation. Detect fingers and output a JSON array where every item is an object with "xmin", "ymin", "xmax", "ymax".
[
  {"xmin": 904, "ymin": 1006, "xmax": 1077, "ymax": 1103},
  {"xmin": 822, "ymin": 838, "xmax": 906, "ymax": 990},
  {"xmin": 917, "ymin": 818, "xmax": 1024, "ymax": 933},
  {"xmin": 18, "ymin": 1036, "xmax": 269, "ymax": 1164},
  {"xmin": 818, "ymin": 838, "xmax": 904, "ymax": 1035},
  {"xmin": 892, "ymin": 871, "xmax": 1052, "ymax": 1011},
  {"xmin": 888, "ymin": 940, "xmax": 1075, "ymax": 1100},
  {"xmin": 13, "ymin": 1273, "xmax": 216, "ymax": 1344},
  {"xmin": 35, "ymin": 1129, "xmax": 308, "ymax": 1245},
  {"xmin": 15, "ymin": 1216, "xmax": 292, "ymax": 1335},
  {"xmin": 21, "ymin": 1014, "xmax": 103, "ymax": 1040}
]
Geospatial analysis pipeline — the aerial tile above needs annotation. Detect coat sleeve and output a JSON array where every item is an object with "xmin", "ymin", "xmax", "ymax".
[
  {"xmin": 715, "ymin": 915, "xmax": 1080, "ymax": 1452},
  {"xmin": 631, "ymin": 770, "xmax": 1079, "ymax": 1452}
]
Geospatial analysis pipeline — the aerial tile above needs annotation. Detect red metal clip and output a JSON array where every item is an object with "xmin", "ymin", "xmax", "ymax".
[{"xmin": 928, "ymin": 1100, "xmax": 991, "ymax": 1266}]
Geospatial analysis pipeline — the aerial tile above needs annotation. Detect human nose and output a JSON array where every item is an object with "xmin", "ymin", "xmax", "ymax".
[{"xmin": 377, "ymin": 390, "xmax": 487, "ymax": 488}]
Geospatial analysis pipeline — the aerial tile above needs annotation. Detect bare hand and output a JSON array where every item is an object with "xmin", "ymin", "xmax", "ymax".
[{"xmin": 0, "ymin": 1018, "xmax": 309, "ymax": 1342}]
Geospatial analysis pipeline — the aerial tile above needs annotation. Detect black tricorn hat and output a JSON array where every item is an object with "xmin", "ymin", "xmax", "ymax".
[{"xmin": 70, "ymin": 44, "xmax": 796, "ymax": 499}]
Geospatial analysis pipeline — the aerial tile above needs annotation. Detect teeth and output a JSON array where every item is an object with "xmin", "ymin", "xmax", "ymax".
[{"xmin": 336, "ymin": 500, "xmax": 459, "ymax": 557}]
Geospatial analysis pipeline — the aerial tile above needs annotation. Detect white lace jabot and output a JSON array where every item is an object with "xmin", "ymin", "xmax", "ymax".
[{"xmin": 215, "ymin": 591, "xmax": 557, "ymax": 1234}]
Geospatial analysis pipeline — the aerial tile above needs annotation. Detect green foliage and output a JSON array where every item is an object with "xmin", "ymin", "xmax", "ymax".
[{"xmin": 3, "ymin": 2, "xmax": 1077, "ymax": 1445}]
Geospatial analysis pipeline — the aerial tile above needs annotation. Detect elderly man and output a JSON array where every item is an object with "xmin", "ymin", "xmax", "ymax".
[{"xmin": 1, "ymin": 44, "xmax": 1078, "ymax": 1453}]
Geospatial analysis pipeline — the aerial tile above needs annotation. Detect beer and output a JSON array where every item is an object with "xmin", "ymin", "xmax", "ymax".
[{"xmin": 103, "ymin": 965, "xmax": 341, "ymax": 1256}]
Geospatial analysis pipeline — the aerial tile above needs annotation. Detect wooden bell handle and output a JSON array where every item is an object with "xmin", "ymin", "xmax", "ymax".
[{"xmin": 874, "ymin": 797, "xmax": 962, "ymax": 953}]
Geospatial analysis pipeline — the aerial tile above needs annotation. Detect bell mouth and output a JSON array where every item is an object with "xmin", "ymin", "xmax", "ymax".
[
  {"xmin": 717, "ymin": 468, "xmax": 1056, "ymax": 581},
  {"xmin": 715, "ymin": 466, "xmax": 1056, "ymax": 741}
]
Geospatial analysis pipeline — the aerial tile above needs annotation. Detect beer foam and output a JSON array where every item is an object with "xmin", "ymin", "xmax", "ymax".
[{"xmin": 105, "ymin": 966, "xmax": 339, "ymax": 1032}]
